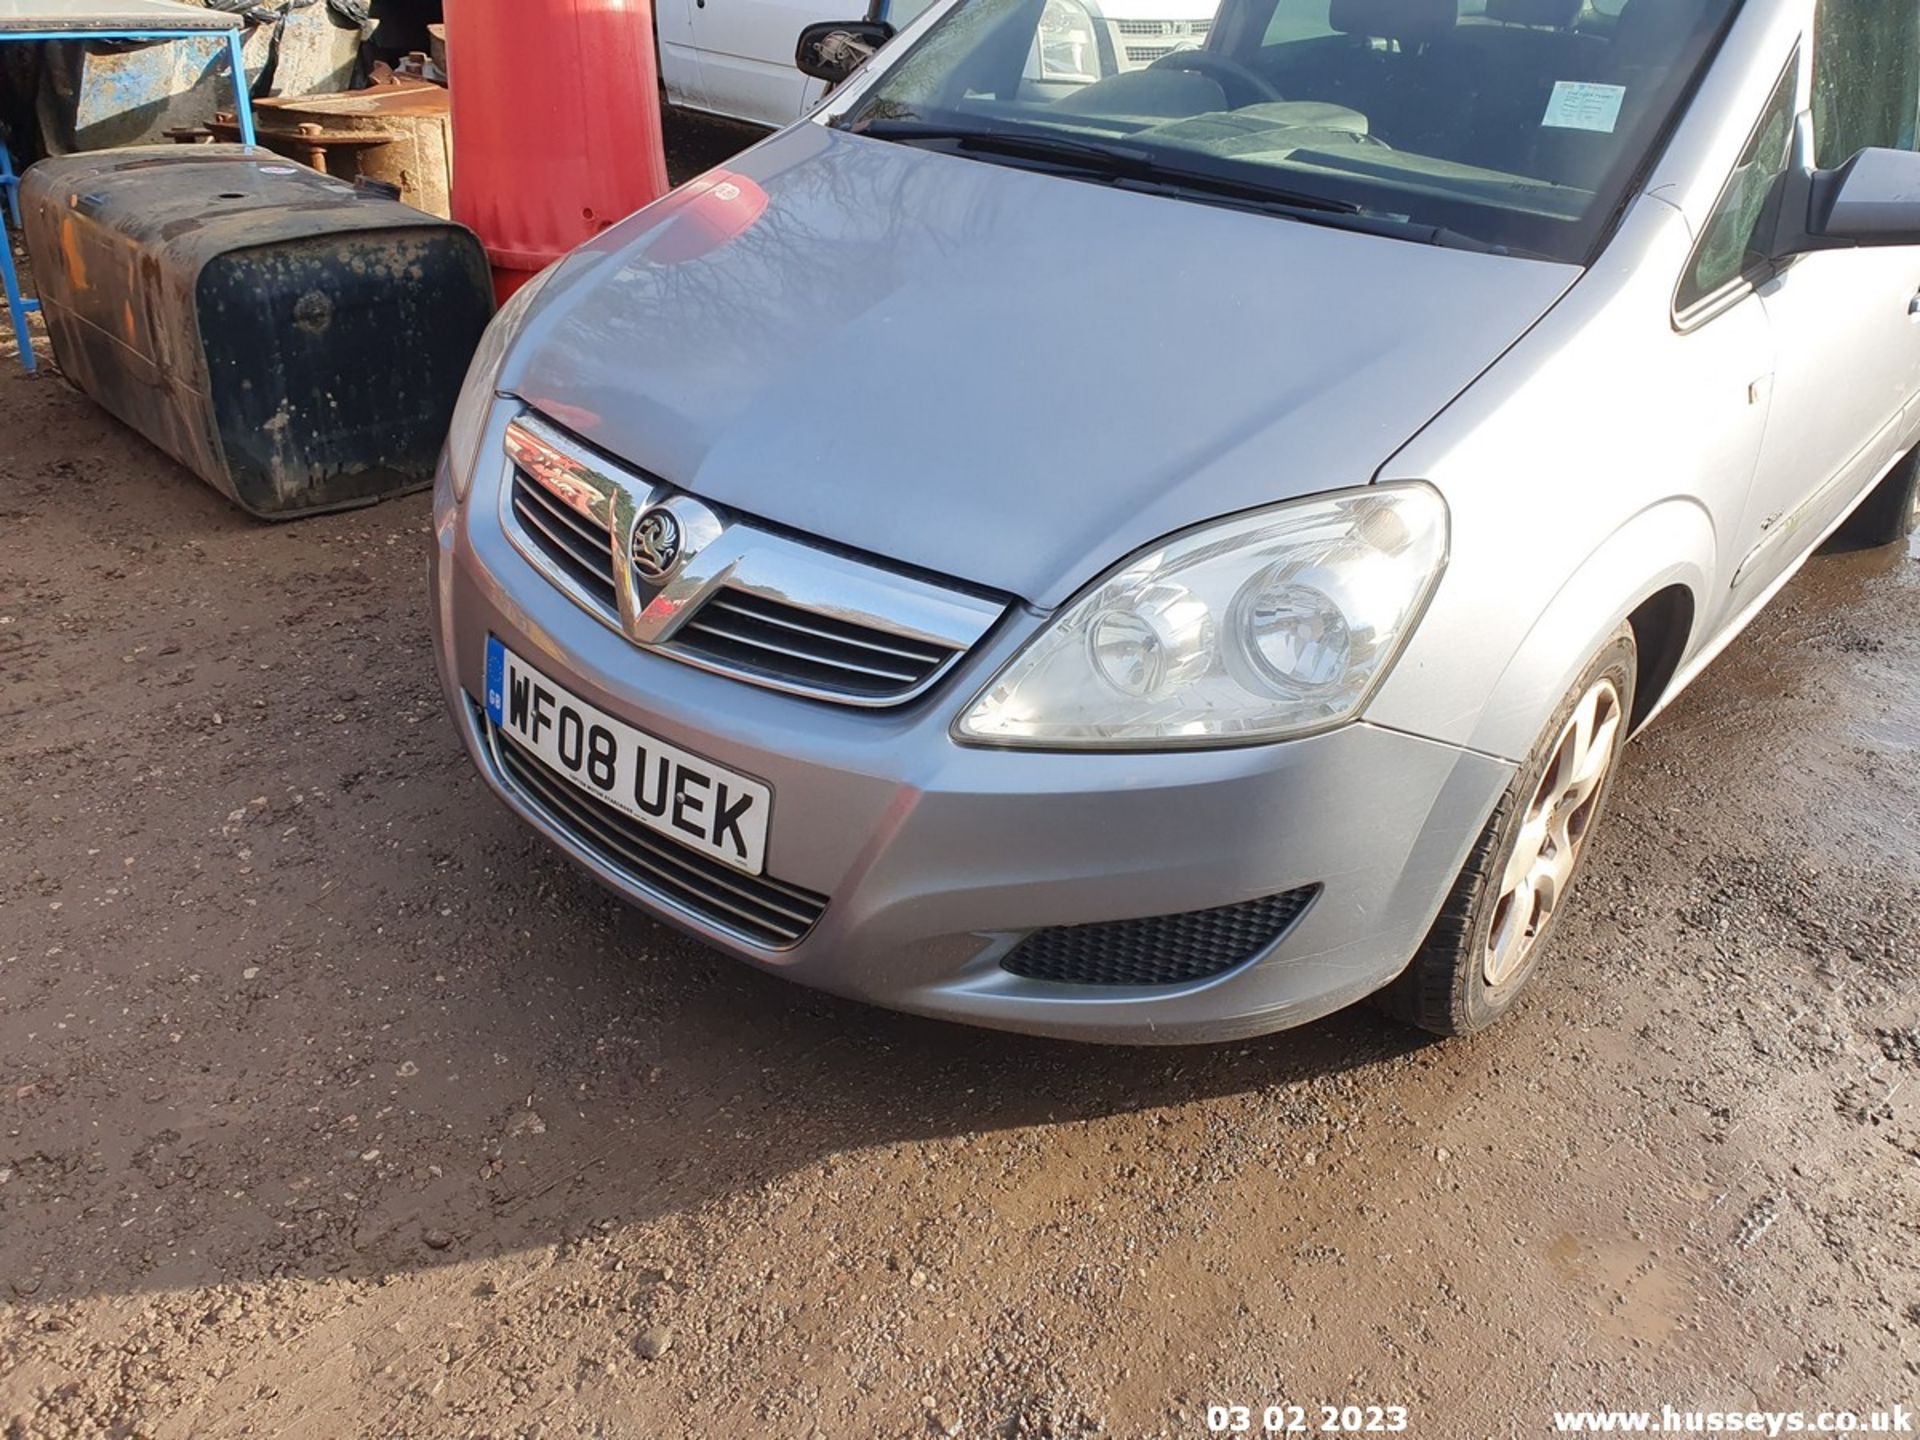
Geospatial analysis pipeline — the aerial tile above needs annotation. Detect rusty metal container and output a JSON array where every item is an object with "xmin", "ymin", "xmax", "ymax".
[
  {"xmin": 36, "ymin": 6, "xmax": 364, "ymax": 153},
  {"xmin": 205, "ymin": 82, "xmax": 454, "ymax": 217},
  {"xmin": 21, "ymin": 145, "xmax": 493, "ymax": 519}
]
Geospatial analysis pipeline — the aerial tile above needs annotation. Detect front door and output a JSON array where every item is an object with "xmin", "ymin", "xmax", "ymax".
[
  {"xmin": 1737, "ymin": 0, "xmax": 1920, "ymax": 591},
  {"xmin": 681, "ymin": 0, "xmax": 833, "ymax": 125},
  {"xmin": 659, "ymin": 0, "xmax": 709, "ymax": 111}
]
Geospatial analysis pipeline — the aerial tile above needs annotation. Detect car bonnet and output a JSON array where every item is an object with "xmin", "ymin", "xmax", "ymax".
[{"xmin": 507, "ymin": 122, "xmax": 1579, "ymax": 608}]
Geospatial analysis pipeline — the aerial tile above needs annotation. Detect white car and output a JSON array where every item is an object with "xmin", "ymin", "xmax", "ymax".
[{"xmin": 658, "ymin": 0, "xmax": 1220, "ymax": 128}]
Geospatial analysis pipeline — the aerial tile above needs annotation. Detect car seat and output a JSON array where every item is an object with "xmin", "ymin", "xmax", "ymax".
[
  {"xmin": 1514, "ymin": 0, "xmax": 1714, "ymax": 191},
  {"xmin": 1406, "ymin": 0, "xmax": 1608, "ymax": 178}
]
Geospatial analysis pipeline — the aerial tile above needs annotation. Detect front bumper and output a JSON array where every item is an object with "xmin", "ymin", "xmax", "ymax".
[{"xmin": 430, "ymin": 446, "xmax": 1515, "ymax": 1044}]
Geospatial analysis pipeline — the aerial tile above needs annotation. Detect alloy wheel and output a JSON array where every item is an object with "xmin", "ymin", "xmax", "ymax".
[{"xmin": 1483, "ymin": 677, "xmax": 1624, "ymax": 988}]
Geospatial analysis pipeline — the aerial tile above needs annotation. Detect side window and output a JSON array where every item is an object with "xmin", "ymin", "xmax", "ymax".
[
  {"xmin": 1261, "ymin": 0, "xmax": 1333, "ymax": 47},
  {"xmin": 1812, "ymin": 0, "xmax": 1920, "ymax": 167},
  {"xmin": 1676, "ymin": 60, "xmax": 1796, "ymax": 316}
]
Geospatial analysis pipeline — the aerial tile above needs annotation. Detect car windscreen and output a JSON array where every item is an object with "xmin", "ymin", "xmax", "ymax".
[{"xmin": 837, "ymin": 0, "xmax": 1742, "ymax": 262}]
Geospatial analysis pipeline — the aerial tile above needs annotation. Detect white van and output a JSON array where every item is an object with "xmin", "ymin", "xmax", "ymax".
[{"xmin": 658, "ymin": 0, "xmax": 1223, "ymax": 127}]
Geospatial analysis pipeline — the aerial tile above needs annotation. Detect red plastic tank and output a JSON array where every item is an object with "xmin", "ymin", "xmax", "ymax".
[{"xmin": 444, "ymin": 0, "xmax": 671, "ymax": 300}]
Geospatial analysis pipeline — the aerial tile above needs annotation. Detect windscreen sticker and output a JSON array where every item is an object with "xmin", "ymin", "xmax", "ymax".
[{"xmin": 1541, "ymin": 81, "xmax": 1627, "ymax": 133}]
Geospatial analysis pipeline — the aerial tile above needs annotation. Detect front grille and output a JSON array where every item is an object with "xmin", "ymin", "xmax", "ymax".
[
  {"xmin": 673, "ymin": 588, "xmax": 957, "ymax": 701},
  {"xmin": 505, "ymin": 475, "xmax": 965, "ymax": 701},
  {"xmin": 501, "ymin": 413, "xmax": 1003, "ymax": 708},
  {"xmin": 510, "ymin": 468, "xmax": 618, "ymax": 614},
  {"xmin": 1001, "ymin": 887, "xmax": 1318, "ymax": 987},
  {"xmin": 1114, "ymin": 17, "xmax": 1209, "ymax": 35},
  {"xmin": 1125, "ymin": 43, "xmax": 1179, "ymax": 63},
  {"xmin": 480, "ymin": 708, "xmax": 828, "ymax": 948}
]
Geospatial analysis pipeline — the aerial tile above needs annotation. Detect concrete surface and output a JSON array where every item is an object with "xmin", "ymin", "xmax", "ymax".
[{"xmin": 1, "ymin": 120, "xmax": 1918, "ymax": 1439}]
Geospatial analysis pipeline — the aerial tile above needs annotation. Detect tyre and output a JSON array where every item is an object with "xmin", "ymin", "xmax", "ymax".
[
  {"xmin": 1377, "ymin": 624, "xmax": 1638, "ymax": 1036},
  {"xmin": 1825, "ymin": 446, "xmax": 1920, "ymax": 551}
]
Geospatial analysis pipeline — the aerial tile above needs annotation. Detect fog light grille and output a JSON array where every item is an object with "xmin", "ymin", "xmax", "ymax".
[{"xmin": 1001, "ymin": 887, "xmax": 1318, "ymax": 987}]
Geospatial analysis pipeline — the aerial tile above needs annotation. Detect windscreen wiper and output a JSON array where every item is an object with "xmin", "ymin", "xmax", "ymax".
[
  {"xmin": 1113, "ymin": 175, "xmax": 1514, "ymax": 253},
  {"xmin": 850, "ymin": 117, "xmax": 1153, "ymax": 165},
  {"xmin": 851, "ymin": 118, "xmax": 1365, "ymax": 216}
]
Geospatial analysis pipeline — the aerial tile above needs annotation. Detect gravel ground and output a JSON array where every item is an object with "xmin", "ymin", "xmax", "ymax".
[{"xmin": 2, "ymin": 117, "xmax": 1918, "ymax": 1440}]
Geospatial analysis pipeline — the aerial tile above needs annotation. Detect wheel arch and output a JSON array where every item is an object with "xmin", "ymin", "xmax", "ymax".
[
  {"xmin": 1623, "ymin": 583, "xmax": 1698, "ymax": 734},
  {"xmin": 1460, "ymin": 497, "xmax": 1716, "ymax": 760}
]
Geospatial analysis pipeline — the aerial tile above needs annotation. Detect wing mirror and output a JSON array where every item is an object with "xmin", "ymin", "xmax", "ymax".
[
  {"xmin": 1808, "ymin": 147, "xmax": 1920, "ymax": 247},
  {"xmin": 1773, "ymin": 114, "xmax": 1920, "ymax": 257},
  {"xmin": 796, "ymin": 19, "xmax": 896, "ymax": 85}
]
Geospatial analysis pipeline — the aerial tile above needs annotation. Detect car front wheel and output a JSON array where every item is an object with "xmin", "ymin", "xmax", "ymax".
[{"xmin": 1378, "ymin": 624, "xmax": 1638, "ymax": 1036}]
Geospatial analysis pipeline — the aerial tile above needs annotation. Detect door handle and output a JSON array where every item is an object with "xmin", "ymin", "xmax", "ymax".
[{"xmin": 1909, "ymin": 291, "xmax": 1920, "ymax": 318}]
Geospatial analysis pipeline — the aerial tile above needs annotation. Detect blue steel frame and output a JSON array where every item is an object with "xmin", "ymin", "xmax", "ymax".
[
  {"xmin": 0, "ymin": 136, "xmax": 20, "ymax": 228},
  {"xmin": 1, "ymin": 26, "xmax": 254, "ymax": 372}
]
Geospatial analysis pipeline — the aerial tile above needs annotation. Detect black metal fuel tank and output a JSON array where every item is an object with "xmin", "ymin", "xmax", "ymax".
[{"xmin": 21, "ymin": 146, "xmax": 494, "ymax": 519}]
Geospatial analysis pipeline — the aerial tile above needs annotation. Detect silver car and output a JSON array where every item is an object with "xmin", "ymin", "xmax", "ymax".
[{"xmin": 430, "ymin": 0, "xmax": 1920, "ymax": 1042}]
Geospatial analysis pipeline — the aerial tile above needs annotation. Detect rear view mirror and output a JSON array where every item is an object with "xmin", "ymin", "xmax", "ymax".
[
  {"xmin": 796, "ymin": 19, "xmax": 896, "ymax": 85},
  {"xmin": 1809, "ymin": 147, "xmax": 1920, "ymax": 247}
]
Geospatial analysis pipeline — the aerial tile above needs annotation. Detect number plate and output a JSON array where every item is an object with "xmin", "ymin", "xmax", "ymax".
[{"xmin": 484, "ymin": 637, "xmax": 771, "ymax": 876}]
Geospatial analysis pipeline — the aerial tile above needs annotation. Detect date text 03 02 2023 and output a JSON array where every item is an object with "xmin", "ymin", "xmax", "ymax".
[{"xmin": 1207, "ymin": 1404, "xmax": 1413, "ymax": 1435}]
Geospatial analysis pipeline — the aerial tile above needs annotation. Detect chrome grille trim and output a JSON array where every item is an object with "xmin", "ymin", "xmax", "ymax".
[
  {"xmin": 1108, "ymin": 17, "xmax": 1209, "ymax": 66},
  {"xmin": 1112, "ymin": 17, "xmax": 1207, "ymax": 33},
  {"xmin": 496, "ymin": 411, "xmax": 1006, "ymax": 708},
  {"xmin": 500, "ymin": 415, "xmax": 651, "ymax": 628},
  {"xmin": 683, "ymin": 615, "xmax": 927, "ymax": 684},
  {"xmin": 705, "ymin": 593, "xmax": 950, "ymax": 666},
  {"xmin": 509, "ymin": 473, "xmax": 620, "ymax": 612},
  {"xmin": 673, "ymin": 589, "xmax": 955, "ymax": 698},
  {"xmin": 477, "ymin": 703, "xmax": 828, "ymax": 948}
]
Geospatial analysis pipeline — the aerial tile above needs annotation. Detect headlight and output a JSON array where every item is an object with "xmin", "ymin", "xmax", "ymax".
[
  {"xmin": 1035, "ymin": 0, "xmax": 1102, "ymax": 84},
  {"xmin": 955, "ymin": 484, "xmax": 1448, "ymax": 749},
  {"xmin": 445, "ymin": 263, "xmax": 563, "ymax": 500}
]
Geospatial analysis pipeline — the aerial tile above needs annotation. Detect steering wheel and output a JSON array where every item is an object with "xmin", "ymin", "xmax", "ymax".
[{"xmin": 1145, "ymin": 50, "xmax": 1283, "ymax": 108}]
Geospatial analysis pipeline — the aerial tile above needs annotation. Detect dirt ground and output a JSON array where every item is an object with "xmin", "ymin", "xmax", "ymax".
[{"xmin": 4, "ymin": 122, "xmax": 1920, "ymax": 1440}]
